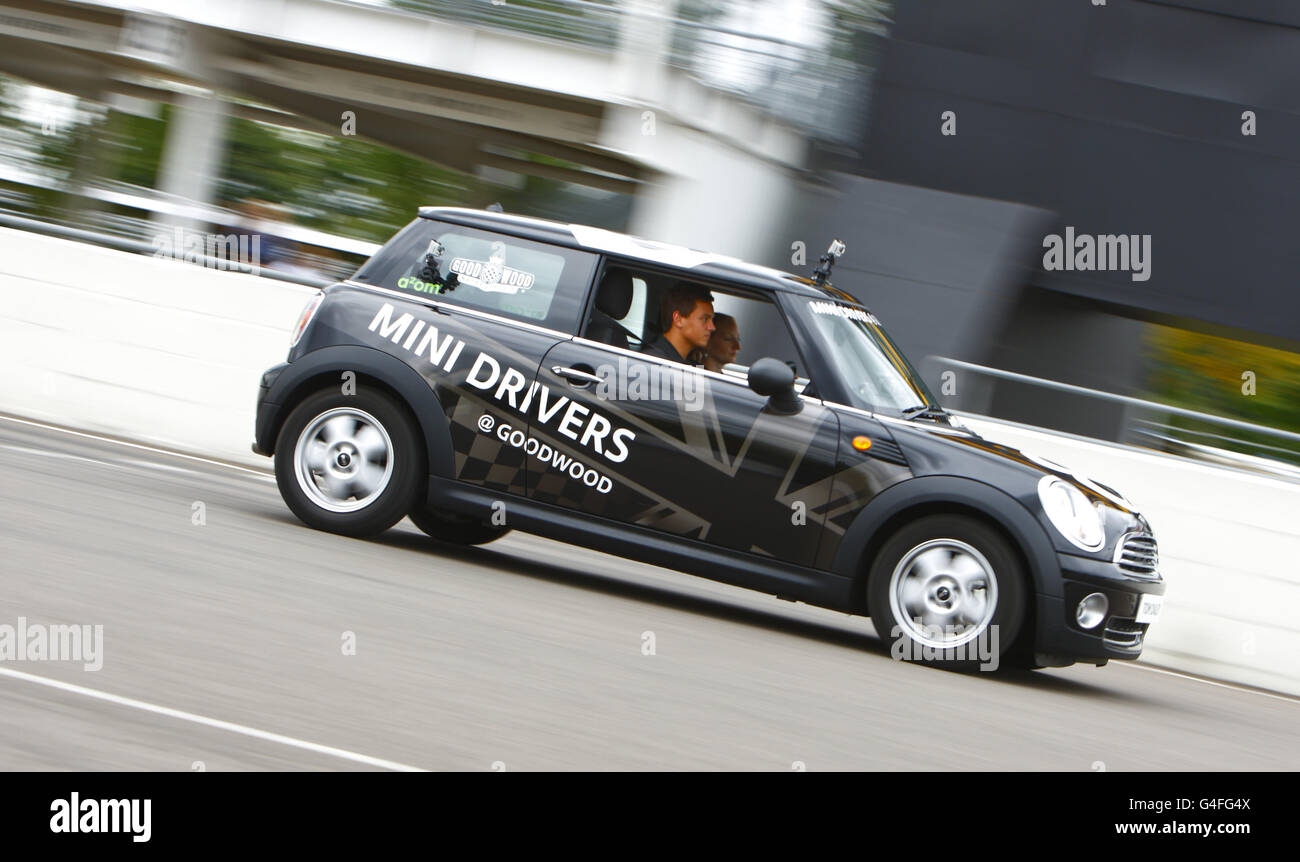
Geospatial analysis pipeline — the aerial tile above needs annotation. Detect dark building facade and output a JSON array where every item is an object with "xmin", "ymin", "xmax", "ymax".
[{"xmin": 781, "ymin": 0, "xmax": 1300, "ymax": 437}]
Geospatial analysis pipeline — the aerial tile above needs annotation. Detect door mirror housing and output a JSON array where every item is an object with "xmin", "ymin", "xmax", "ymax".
[{"xmin": 747, "ymin": 357, "xmax": 802, "ymax": 415}]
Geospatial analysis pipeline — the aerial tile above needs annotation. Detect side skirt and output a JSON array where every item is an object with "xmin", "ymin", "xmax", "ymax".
[{"xmin": 426, "ymin": 476, "xmax": 856, "ymax": 613}]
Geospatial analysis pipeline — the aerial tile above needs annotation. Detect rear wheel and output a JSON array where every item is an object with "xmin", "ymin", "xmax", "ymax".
[
  {"xmin": 868, "ymin": 514, "xmax": 1026, "ymax": 672},
  {"xmin": 408, "ymin": 506, "xmax": 511, "ymax": 546},
  {"xmin": 274, "ymin": 388, "xmax": 425, "ymax": 537}
]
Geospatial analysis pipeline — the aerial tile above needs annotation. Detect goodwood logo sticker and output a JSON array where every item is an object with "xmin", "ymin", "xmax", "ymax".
[{"xmin": 449, "ymin": 241, "xmax": 536, "ymax": 294}]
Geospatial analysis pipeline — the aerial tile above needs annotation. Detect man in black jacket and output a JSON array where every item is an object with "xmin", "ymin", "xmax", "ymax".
[{"xmin": 641, "ymin": 281, "xmax": 715, "ymax": 365}]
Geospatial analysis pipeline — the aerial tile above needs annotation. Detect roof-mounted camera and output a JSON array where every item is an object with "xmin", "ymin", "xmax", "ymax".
[{"xmin": 811, "ymin": 238, "xmax": 846, "ymax": 287}]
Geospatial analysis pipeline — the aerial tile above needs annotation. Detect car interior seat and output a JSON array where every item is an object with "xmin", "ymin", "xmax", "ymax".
[{"xmin": 586, "ymin": 267, "xmax": 636, "ymax": 350}]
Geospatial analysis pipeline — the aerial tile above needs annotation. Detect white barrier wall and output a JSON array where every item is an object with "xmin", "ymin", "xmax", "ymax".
[
  {"xmin": 0, "ymin": 227, "xmax": 316, "ymax": 467},
  {"xmin": 2, "ymin": 229, "xmax": 1297, "ymax": 694},
  {"xmin": 961, "ymin": 416, "xmax": 1300, "ymax": 696}
]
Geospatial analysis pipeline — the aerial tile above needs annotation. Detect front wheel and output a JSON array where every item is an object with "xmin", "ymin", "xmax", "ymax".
[
  {"xmin": 868, "ymin": 514, "xmax": 1026, "ymax": 672},
  {"xmin": 274, "ymin": 387, "xmax": 425, "ymax": 538}
]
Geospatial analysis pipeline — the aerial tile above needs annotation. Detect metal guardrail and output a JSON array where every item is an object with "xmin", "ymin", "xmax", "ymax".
[
  {"xmin": 411, "ymin": 0, "xmax": 622, "ymax": 49},
  {"xmin": 0, "ymin": 212, "xmax": 332, "ymax": 288},
  {"xmin": 1131, "ymin": 420, "xmax": 1300, "ymax": 460},
  {"xmin": 930, "ymin": 353, "xmax": 1300, "ymax": 452}
]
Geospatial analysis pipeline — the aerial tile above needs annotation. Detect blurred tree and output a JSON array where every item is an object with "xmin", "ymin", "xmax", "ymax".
[
  {"xmin": 29, "ymin": 101, "xmax": 166, "ymax": 220},
  {"xmin": 1145, "ymin": 325, "xmax": 1300, "ymax": 465},
  {"xmin": 111, "ymin": 106, "xmax": 168, "ymax": 190},
  {"xmin": 217, "ymin": 115, "xmax": 488, "ymax": 243},
  {"xmin": 219, "ymin": 116, "xmax": 304, "ymax": 207},
  {"xmin": 1, "ymin": 72, "xmax": 624, "ymax": 245},
  {"xmin": 0, "ymin": 78, "xmax": 18, "ymax": 127}
]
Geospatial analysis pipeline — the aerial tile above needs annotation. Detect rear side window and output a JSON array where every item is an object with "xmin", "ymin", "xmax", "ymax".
[{"xmin": 353, "ymin": 219, "xmax": 597, "ymax": 332}]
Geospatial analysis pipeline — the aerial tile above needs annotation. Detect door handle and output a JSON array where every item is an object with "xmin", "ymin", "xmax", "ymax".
[{"xmin": 551, "ymin": 365, "xmax": 603, "ymax": 386}]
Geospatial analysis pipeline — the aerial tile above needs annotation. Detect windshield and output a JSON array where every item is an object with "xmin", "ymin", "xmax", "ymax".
[{"xmin": 797, "ymin": 299, "xmax": 939, "ymax": 414}]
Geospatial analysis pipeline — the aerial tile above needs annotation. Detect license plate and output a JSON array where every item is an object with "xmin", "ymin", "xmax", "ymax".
[{"xmin": 1135, "ymin": 594, "xmax": 1163, "ymax": 624}]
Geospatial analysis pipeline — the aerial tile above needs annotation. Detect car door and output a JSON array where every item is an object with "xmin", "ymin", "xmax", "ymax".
[
  {"xmin": 525, "ymin": 293, "xmax": 842, "ymax": 570},
  {"xmin": 347, "ymin": 218, "xmax": 598, "ymax": 498}
]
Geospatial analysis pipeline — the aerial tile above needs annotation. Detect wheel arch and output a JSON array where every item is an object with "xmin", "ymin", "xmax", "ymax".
[
  {"xmin": 257, "ymin": 345, "xmax": 455, "ymax": 478},
  {"xmin": 831, "ymin": 476, "xmax": 1059, "ymax": 617}
]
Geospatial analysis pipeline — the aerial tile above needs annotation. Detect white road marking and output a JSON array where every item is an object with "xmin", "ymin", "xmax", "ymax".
[
  {"xmin": 0, "ymin": 666, "xmax": 426, "ymax": 771},
  {"xmin": 0, "ymin": 443, "xmax": 128, "ymax": 469},
  {"xmin": 0, "ymin": 414, "xmax": 272, "ymax": 478},
  {"xmin": 1121, "ymin": 661, "xmax": 1299, "ymax": 705},
  {"xmin": 119, "ymin": 457, "xmax": 275, "ymax": 482},
  {"xmin": 0, "ymin": 443, "xmax": 276, "ymax": 483}
]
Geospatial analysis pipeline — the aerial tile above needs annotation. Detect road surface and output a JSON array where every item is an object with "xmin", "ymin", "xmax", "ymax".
[{"xmin": 0, "ymin": 415, "xmax": 1294, "ymax": 771}]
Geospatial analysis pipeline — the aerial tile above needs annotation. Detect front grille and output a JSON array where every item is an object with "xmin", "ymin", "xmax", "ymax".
[
  {"xmin": 1103, "ymin": 616, "xmax": 1148, "ymax": 650},
  {"xmin": 1115, "ymin": 532, "xmax": 1159, "ymax": 576}
]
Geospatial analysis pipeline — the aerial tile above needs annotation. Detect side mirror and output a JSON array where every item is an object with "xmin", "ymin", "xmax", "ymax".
[{"xmin": 748, "ymin": 357, "xmax": 802, "ymax": 415}]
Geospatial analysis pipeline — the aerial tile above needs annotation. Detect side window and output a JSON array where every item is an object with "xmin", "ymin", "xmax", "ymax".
[
  {"xmin": 353, "ymin": 218, "xmax": 597, "ymax": 332},
  {"xmin": 708, "ymin": 291, "xmax": 808, "ymax": 384},
  {"xmin": 584, "ymin": 264, "xmax": 811, "ymax": 388}
]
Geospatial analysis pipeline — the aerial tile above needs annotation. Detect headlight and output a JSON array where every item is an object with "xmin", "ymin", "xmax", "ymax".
[{"xmin": 1038, "ymin": 475, "xmax": 1105, "ymax": 551}]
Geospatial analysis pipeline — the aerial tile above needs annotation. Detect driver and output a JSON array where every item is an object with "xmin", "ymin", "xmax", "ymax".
[{"xmin": 641, "ymin": 282, "xmax": 715, "ymax": 365}]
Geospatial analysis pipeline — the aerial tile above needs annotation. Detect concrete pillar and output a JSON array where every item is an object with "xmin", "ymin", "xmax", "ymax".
[
  {"xmin": 613, "ymin": 0, "xmax": 676, "ymax": 100},
  {"xmin": 153, "ymin": 91, "xmax": 230, "ymax": 235},
  {"xmin": 624, "ymin": 132, "xmax": 796, "ymax": 262},
  {"xmin": 605, "ymin": 1, "xmax": 808, "ymax": 260},
  {"xmin": 133, "ymin": 17, "xmax": 232, "ymax": 236}
]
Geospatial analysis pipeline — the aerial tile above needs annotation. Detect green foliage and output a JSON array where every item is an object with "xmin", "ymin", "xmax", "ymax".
[
  {"xmin": 111, "ymin": 108, "xmax": 168, "ymax": 189},
  {"xmin": 219, "ymin": 117, "xmax": 485, "ymax": 243},
  {"xmin": 1, "ymin": 72, "xmax": 625, "ymax": 246},
  {"xmin": 0, "ymin": 78, "xmax": 18, "ymax": 127},
  {"xmin": 1144, "ymin": 325, "xmax": 1300, "ymax": 465}
]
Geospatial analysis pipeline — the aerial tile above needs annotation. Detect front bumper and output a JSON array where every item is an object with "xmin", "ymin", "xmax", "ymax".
[
  {"xmin": 251, "ymin": 363, "xmax": 288, "ymax": 457},
  {"xmin": 1034, "ymin": 552, "xmax": 1166, "ymax": 665}
]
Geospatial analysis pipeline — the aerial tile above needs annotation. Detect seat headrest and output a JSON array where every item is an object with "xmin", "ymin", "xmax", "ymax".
[{"xmin": 595, "ymin": 268, "xmax": 634, "ymax": 319}]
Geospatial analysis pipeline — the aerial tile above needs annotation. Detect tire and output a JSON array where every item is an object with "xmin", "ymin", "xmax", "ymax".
[
  {"xmin": 408, "ymin": 506, "xmax": 511, "ymax": 546},
  {"xmin": 274, "ymin": 387, "xmax": 426, "ymax": 538},
  {"xmin": 868, "ymin": 514, "xmax": 1026, "ymax": 672}
]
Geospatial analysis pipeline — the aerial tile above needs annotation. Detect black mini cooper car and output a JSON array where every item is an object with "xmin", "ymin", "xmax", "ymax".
[{"xmin": 253, "ymin": 207, "xmax": 1164, "ymax": 671}]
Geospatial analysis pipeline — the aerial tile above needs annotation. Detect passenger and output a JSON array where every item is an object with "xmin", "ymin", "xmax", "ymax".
[
  {"xmin": 700, "ymin": 313, "xmax": 739, "ymax": 372},
  {"xmin": 640, "ymin": 281, "xmax": 715, "ymax": 365}
]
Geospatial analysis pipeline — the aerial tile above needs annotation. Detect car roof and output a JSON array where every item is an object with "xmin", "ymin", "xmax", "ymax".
[{"xmin": 417, "ymin": 206, "xmax": 865, "ymax": 305}]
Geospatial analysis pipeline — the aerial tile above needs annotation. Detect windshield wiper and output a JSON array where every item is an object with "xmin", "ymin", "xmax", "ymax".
[{"xmin": 900, "ymin": 404, "xmax": 948, "ymax": 421}]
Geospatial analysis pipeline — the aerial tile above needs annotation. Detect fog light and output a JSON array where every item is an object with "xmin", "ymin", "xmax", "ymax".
[{"xmin": 1076, "ymin": 592, "xmax": 1109, "ymax": 629}]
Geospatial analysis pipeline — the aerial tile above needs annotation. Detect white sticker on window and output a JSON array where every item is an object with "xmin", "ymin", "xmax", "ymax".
[
  {"xmin": 449, "ymin": 242, "xmax": 536, "ymax": 294},
  {"xmin": 809, "ymin": 301, "xmax": 877, "ymax": 324}
]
